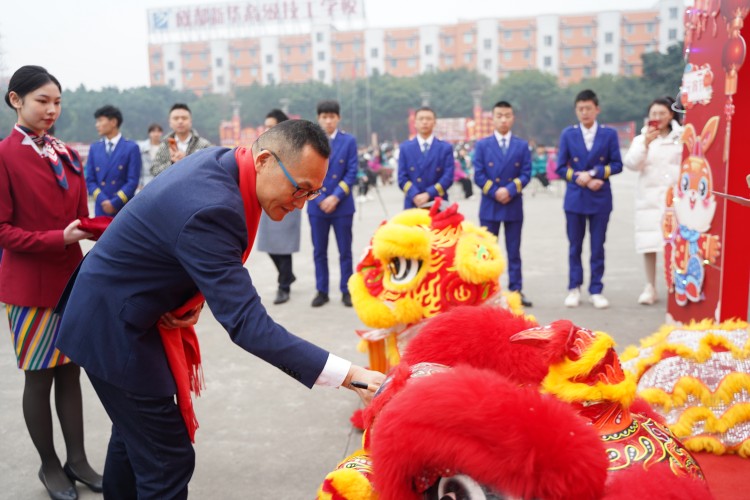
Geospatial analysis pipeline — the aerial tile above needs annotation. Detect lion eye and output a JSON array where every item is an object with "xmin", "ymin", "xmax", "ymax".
[
  {"xmin": 436, "ymin": 474, "xmax": 490, "ymax": 500},
  {"xmin": 387, "ymin": 257, "xmax": 422, "ymax": 285},
  {"xmin": 680, "ymin": 173, "xmax": 690, "ymax": 193},
  {"xmin": 698, "ymin": 177, "xmax": 709, "ymax": 199}
]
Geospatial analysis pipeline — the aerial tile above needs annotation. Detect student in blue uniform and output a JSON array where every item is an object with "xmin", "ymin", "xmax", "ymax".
[
  {"xmin": 397, "ymin": 106, "xmax": 454, "ymax": 209},
  {"xmin": 556, "ymin": 89, "xmax": 623, "ymax": 309},
  {"xmin": 85, "ymin": 105, "xmax": 142, "ymax": 216},
  {"xmin": 308, "ymin": 100, "xmax": 358, "ymax": 308},
  {"xmin": 473, "ymin": 101, "xmax": 533, "ymax": 307}
]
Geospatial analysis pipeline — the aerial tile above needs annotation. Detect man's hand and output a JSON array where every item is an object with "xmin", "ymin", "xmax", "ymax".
[
  {"xmin": 587, "ymin": 179, "xmax": 604, "ymax": 191},
  {"xmin": 63, "ymin": 219, "xmax": 93, "ymax": 245},
  {"xmin": 494, "ymin": 187, "xmax": 511, "ymax": 204},
  {"xmin": 575, "ymin": 171, "xmax": 592, "ymax": 186},
  {"xmin": 319, "ymin": 195, "xmax": 340, "ymax": 214},
  {"xmin": 343, "ymin": 364, "xmax": 386, "ymax": 406},
  {"xmin": 101, "ymin": 200, "xmax": 116, "ymax": 215},
  {"xmin": 159, "ymin": 303, "xmax": 204, "ymax": 329},
  {"xmin": 170, "ymin": 150, "xmax": 186, "ymax": 164},
  {"xmin": 412, "ymin": 192, "xmax": 430, "ymax": 207}
]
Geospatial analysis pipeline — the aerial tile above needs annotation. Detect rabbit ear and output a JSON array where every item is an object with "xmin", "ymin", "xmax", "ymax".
[
  {"xmin": 700, "ymin": 116, "xmax": 720, "ymax": 152},
  {"xmin": 682, "ymin": 123, "xmax": 696, "ymax": 153}
]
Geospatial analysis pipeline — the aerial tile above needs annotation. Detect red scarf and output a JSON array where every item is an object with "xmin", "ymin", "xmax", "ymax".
[
  {"xmin": 159, "ymin": 148, "xmax": 262, "ymax": 442},
  {"xmin": 16, "ymin": 124, "xmax": 82, "ymax": 189}
]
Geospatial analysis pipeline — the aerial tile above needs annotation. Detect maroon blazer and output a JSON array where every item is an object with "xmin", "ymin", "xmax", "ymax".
[{"xmin": 0, "ymin": 128, "xmax": 89, "ymax": 307}]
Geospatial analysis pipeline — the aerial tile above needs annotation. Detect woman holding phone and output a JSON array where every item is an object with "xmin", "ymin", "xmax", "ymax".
[{"xmin": 623, "ymin": 96, "xmax": 683, "ymax": 305}]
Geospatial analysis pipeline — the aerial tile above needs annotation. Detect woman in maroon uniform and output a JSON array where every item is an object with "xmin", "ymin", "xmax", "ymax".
[{"xmin": 0, "ymin": 66, "xmax": 101, "ymax": 500}]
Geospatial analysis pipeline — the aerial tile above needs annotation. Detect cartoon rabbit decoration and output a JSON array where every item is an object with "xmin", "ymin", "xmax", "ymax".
[{"xmin": 662, "ymin": 116, "xmax": 721, "ymax": 306}]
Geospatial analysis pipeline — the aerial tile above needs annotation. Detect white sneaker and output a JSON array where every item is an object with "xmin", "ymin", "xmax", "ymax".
[
  {"xmin": 564, "ymin": 288, "xmax": 581, "ymax": 307},
  {"xmin": 589, "ymin": 294, "xmax": 610, "ymax": 309},
  {"xmin": 638, "ymin": 284, "xmax": 656, "ymax": 305}
]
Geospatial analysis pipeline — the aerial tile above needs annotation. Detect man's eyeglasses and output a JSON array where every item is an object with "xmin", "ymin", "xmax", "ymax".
[{"xmin": 262, "ymin": 148, "xmax": 322, "ymax": 201}]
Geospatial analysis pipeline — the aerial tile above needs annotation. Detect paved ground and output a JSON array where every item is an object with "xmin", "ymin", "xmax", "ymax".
[{"xmin": 0, "ymin": 167, "xmax": 669, "ymax": 498}]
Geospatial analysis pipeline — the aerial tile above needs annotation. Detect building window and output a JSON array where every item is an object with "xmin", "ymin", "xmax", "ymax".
[
  {"xmin": 336, "ymin": 62, "xmax": 344, "ymax": 74},
  {"xmin": 201, "ymin": 70, "xmax": 208, "ymax": 79},
  {"xmin": 426, "ymin": 63, "xmax": 434, "ymax": 72},
  {"xmin": 563, "ymin": 48, "xmax": 571, "ymax": 59},
  {"xmin": 669, "ymin": 7, "xmax": 678, "ymax": 19},
  {"xmin": 284, "ymin": 64, "xmax": 291, "ymax": 73},
  {"xmin": 217, "ymin": 75, "xmax": 224, "ymax": 86},
  {"xmin": 336, "ymin": 43, "xmax": 342, "ymax": 52},
  {"xmin": 464, "ymin": 52, "xmax": 472, "ymax": 63},
  {"xmin": 444, "ymin": 35, "xmax": 454, "ymax": 46},
  {"xmin": 584, "ymin": 26, "xmax": 592, "ymax": 37},
  {"xmin": 318, "ymin": 70, "xmax": 325, "ymax": 80},
  {"xmin": 250, "ymin": 48, "xmax": 257, "ymax": 57},
  {"xmin": 184, "ymin": 53, "xmax": 191, "ymax": 62},
  {"xmin": 215, "ymin": 57, "xmax": 223, "ymax": 67},
  {"xmin": 186, "ymin": 71, "xmax": 193, "ymax": 80},
  {"xmin": 483, "ymin": 59, "xmax": 491, "ymax": 70},
  {"xmin": 371, "ymin": 47, "xmax": 379, "ymax": 58},
  {"xmin": 233, "ymin": 68, "xmax": 241, "ymax": 77},
  {"xmin": 625, "ymin": 64, "xmax": 633, "ymax": 75},
  {"xmin": 625, "ymin": 46, "xmax": 634, "ymax": 55},
  {"xmin": 168, "ymin": 78, "xmax": 175, "ymax": 87},
  {"xmin": 425, "ymin": 44, "xmax": 432, "ymax": 55},
  {"xmin": 564, "ymin": 28, "xmax": 572, "ymax": 38},
  {"xmin": 303, "ymin": 64, "xmax": 309, "ymax": 72},
  {"xmin": 669, "ymin": 28, "xmax": 678, "ymax": 40},
  {"xmin": 316, "ymin": 32, "xmax": 324, "ymax": 42},
  {"xmin": 504, "ymin": 51, "xmax": 512, "ymax": 61},
  {"xmin": 268, "ymin": 74, "xmax": 275, "ymax": 84},
  {"xmin": 584, "ymin": 47, "xmax": 592, "ymax": 57},
  {"xmin": 504, "ymin": 31, "xmax": 512, "ymax": 40},
  {"xmin": 266, "ymin": 54, "xmax": 273, "ymax": 64},
  {"xmin": 200, "ymin": 53, "xmax": 207, "ymax": 61},
  {"xmin": 544, "ymin": 35, "xmax": 552, "ymax": 46},
  {"xmin": 407, "ymin": 58, "xmax": 416, "ymax": 68},
  {"xmin": 605, "ymin": 32, "xmax": 613, "ymax": 43},
  {"xmin": 544, "ymin": 56, "xmax": 552, "ymax": 67},
  {"xmin": 390, "ymin": 59, "xmax": 397, "ymax": 68},
  {"xmin": 300, "ymin": 45, "xmax": 307, "ymax": 54},
  {"xmin": 284, "ymin": 46, "xmax": 291, "ymax": 55},
  {"xmin": 563, "ymin": 68, "xmax": 571, "ymax": 77},
  {"xmin": 250, "ymin": 67, "xmax": 258, "ymax": 76},
  {"xmin": 355, "ymin": 61, "xmax": 361, "ymax": 71},
  {"xmin": 484, "ymin": 38, "xmax": 492, "ymax": 49},
  {"xmin": 233, "ymin": 49, "xmax": 240, "ymax": 59},
  {"xmin": 524, "ymin": 49, "xmax": 530, "ymax": 60},
  {"xmin": 584, "ymin": 66, "xmax": 592, "ymax": 76},
  {"xmin": 154, "ymin": 71, "xmax": 162, "ymax": 81},
  {"xmin": 167, "ymin": 61, "xmax": 175, "ymax": 70},
  {"xmin": 523, "ymin": 29, "xmax": 530, "ymax": 39},
  {"xmin": 152, "ymin": 53, "xmax": 161, "ymax": 63},
  {"xmin": 604, "ymin": 53, "xmax": 613, "ymax": 64},
  {"xmin": 646, "ymin": 22, "xmax": 655, "ymax": 33},
  {"xmin": 318, "ymin": 51, "xmax": 325, "ymax": 61},
  {"xmin": 626, "ymin": 24, "xmax": 633, "ymax": 35},
  {"xmin": 445, "ymin": 55, "xmax": 454, "ymax": 65},
  {"xmin": 407, "ymin": 38, "xmax": 415, "ymax": 48},
  {"xmin": 354, "ymin": 41, "xmax": 361, "ymax": 51},
  {"xmin": 463, "ymin": 32, "xmax": 473, "ymax": 43},
  {"xmin": 389, "ymin": 39, "xmax": 397, "ymax": 49}
]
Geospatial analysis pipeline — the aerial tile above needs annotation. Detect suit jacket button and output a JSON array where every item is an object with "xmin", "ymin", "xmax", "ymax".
[
  {"xmin": 339, "ymin": 159, "xmax": 344, "ymax": 163},
  {"xmin": 332, "ymin": 174, "xmax": 337, "ymax": 179},
  {"xmin": 111, "ymin": 180, "xmax": 116, "ymax": 184},
  {"xmin": 417, "ymin": 177, "xmax": 422, "ymax": 182},
  {"xmin": 437, "ymin": 168, "xmax": 441, "ymax": 172},
  {"xmin": 574, "ymin": 157, "xmax": 579, "ymax": 162},
  {"xmin": 600, "ymin": 156, "xmax": 605, "ymax": 161},
  {"xmin": 118, "ymin": 165, "xmax": 123, "ymax": 170},
  {"xmin": 515, "ymin": 162, "xmax": 520, "ymax": 166},
  {"xmin": 495, "ymin": 177, "xmax": 500, "ymax": 182},
  {"xmin": 322, "ymin": 187, "xmax": 327, "ymax": 192},
  {"xmin": 410, "ymin": 167, "xmax": 414, "ymax": 171},
  {"xmin": 100, "ymin": 182, "xmax": 105, "ymax": 186},
  {"xmin": 488, "ymin": 162, "xmax": 494, "ymax": 166},
  {"xmin": 95, "ymin": 167, "xmax": 100, "ymax": 172}
]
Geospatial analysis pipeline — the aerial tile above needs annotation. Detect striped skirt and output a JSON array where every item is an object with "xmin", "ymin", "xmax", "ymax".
[{"xmin": 6, "ymin": 304, "xmax": 70, "ymax": 370}]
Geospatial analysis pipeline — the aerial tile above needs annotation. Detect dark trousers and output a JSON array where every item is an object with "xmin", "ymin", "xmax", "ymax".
[
  {"xmin": 458, "ymin": 178, "xmax": 473, "ymax": 198},
  {"xmin": 269, "ymin": 253, "xmax": 295, "ymax": 292},
  {"xmin": 565, "ymin": 211, "xmax": 610, "ymax": 294},
  {"xmin": 309, "ymin": 214, "xmax": 354, "ymax": 294},
  {"xmin": 87, "ymin": 373, "xmax": 194, "ymax": 500},
  {"xmin": 481, "ymin": 218, "xmax": 523, "ymax": 292},
  {"xmin": 534, "ymin": 173, "xmax": 550, "ymax": 187}
]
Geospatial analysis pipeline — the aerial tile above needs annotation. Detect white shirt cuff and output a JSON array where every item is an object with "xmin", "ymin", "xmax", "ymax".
[{"xmin": 314, "ymin": 353, "xmax": 351, "ymax": 388}]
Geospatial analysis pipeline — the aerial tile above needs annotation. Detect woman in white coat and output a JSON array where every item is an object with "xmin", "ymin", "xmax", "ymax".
[{"xmin": 623, "ymin": 97, "xmax": 683, "ymax": 305}]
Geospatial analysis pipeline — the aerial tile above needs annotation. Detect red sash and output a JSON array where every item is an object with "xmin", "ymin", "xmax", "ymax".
[{"xmin": 158, "ymin": 148, "xmax": 261, "ymax": 442}]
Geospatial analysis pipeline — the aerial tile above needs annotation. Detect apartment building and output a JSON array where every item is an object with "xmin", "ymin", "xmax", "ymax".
[{"xmin": 148, "ymin": 0, "xmax": 685, "ymax": 94}]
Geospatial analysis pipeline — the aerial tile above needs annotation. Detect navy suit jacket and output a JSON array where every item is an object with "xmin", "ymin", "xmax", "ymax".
[
  {"xmin": 307, "ymin": 130, "xmax": 358, "ymax": 218},
  {"xmin": 473, "ymin": 134, "xmax": 531, "ymax": 222},
  {"xmin": 555, "ymin": 124, "xmax": 623, "ymax": 214},
  {"xmin": 85, "ymin": 137, "xmax": 142, "ymax": 215},
  {"xmin": 397, "ymin": 137, "xmax": 454, "ymax": 209},
  {"xmin": 57, "ymin": 147, "xmax": 329, "ymax": 397}
]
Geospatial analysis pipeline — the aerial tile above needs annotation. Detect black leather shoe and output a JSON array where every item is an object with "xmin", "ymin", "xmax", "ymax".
[
  {"xmin": 342, "ymin": 292, "xmax": 353, "ymax": 307},
  {"xmin": 311, "ymin": 292, "xmax": 329, "ymax": 307},
  {"xmin": 39, "ymin": 467, "xmax": 78, "ymax": 500},
  {"xmin": 519, "ymin": 293, "xmax": 533, "ymax": 308},
  {"xmin": 63, "ymin": 463, "xmax": 103, "ymax": 493},
  {"xmin": 273, "ymin": 289, "xmax": 290, "ymax": 304}
]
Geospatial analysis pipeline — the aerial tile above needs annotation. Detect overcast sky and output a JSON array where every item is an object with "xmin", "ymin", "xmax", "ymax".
[{"xmin": 1, "ymin": 0, "xmax": 678, "ymax": 90}]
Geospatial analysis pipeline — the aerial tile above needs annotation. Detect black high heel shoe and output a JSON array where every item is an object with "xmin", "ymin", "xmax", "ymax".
[
  {"xmin": 63, "ymin": 462, "xmax": 103, "ymax": 493},
  {"xmin": 38, "ymin": 467, "xmax": 78, "ymax": 500}
]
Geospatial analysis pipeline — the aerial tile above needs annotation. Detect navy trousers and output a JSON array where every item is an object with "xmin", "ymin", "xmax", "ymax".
[
  {"xmin": 309, "ymin": 214, "xmax": 354, "ymax": 294},
  {"xmin": 481, "ymin": 219, "xmax": 523, "ymax": 292},
  {"xmin": 269, "ymin": 253, "xmax": 295, "ymax": 292},
  {"xmin": 87, "ymin": 373, "xmax": 194, "ymax": 500},
  {"xmin": 565, "ymin": 211, "xmax": 610, "ymax": 294}
]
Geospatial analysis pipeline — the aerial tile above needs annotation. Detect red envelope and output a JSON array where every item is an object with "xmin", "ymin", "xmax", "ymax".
[{"xmin": 78, "ymin": 216, "xmax": 113, "ymax": 241}]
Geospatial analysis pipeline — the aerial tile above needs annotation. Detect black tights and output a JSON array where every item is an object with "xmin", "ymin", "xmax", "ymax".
[{"xmin": 23, "ymin": 363, "xmax": 98, "ymax": 490}]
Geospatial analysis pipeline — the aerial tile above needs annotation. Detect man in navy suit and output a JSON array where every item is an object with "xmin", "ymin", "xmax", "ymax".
[
  {"xmin": 56, "ymin": 120, "xmax": 384, "ymax": 499},
  {"xmin": 473, "ymin": 101, "xmax": 533, "ymax": 307},
  {"xmin": 85, "ymin": 105, "xmax": 142, "ymax": 216},
  {"xmin": 308, "ymin": 100, "xmax": 358, "ymax": 308},
  {"xmin": 556, "ymin": 89, "xmax": 623, "ymax": 309},
  {"xmin": 397, "ymin": 106, "xmax": 454, "ymax": 209}
]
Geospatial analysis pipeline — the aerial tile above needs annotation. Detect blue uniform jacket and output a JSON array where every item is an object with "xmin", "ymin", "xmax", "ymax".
[
  {"xmin": 555, "ymin": 124, "xmax": 623, "ymax": 214},
  {"xmin": 397, "ymin": 137, "xmax": 454, "ymax": 209},
  {"xmin": 473, "ymin": 134, "xmax": 531, "ymax": 222},
  {"xmin": 85, "ymin": 138, "xmax": 142, "ymax": 215},
  {"xmin": 57, "ymin": 147, "xmax": 329, "ymax": 397},
  {"xmin": 307, "ymin": 130, "xmax": 358, "ymax": 218}
]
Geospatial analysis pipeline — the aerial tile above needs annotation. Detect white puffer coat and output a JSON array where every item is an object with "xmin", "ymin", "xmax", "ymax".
[{"xmin": 623, "ymin": 120, "xmax": 683, "ymax": 253}]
